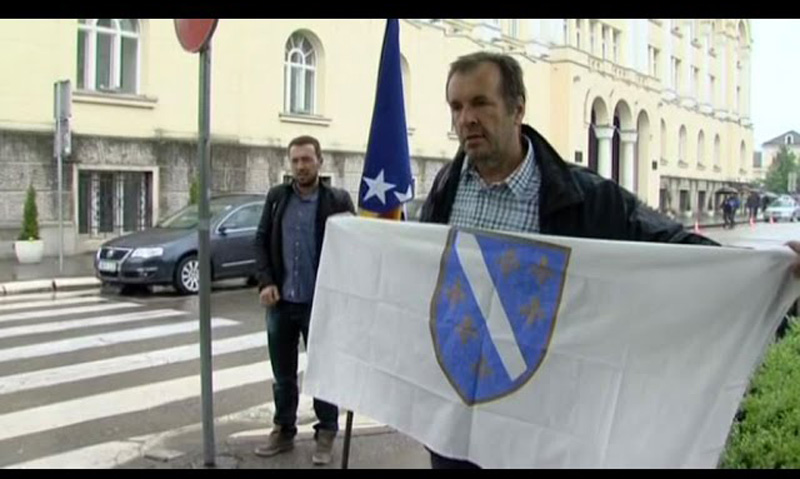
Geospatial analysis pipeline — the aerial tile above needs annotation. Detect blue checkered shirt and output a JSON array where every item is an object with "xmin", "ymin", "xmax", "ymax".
[{"xmin": 449, "ymin": 136, "xmax": 541, "ymax": 233}]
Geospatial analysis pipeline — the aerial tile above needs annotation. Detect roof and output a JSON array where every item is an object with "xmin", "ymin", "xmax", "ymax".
[{"xmin": 762, "ymin": 130, "xmax": 800, "ymax": 147}]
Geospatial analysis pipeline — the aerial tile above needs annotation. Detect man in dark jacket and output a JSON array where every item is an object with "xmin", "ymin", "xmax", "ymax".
[
  {"xmin": 253, "ymin": 135, "xmax": 355, "ymax": 465},
  {"xmin": 421, "ymin": 51, "xmax": 718, "ymax": 469}
]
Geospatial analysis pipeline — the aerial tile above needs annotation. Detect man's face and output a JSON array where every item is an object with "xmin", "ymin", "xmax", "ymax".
[
  {"xmin": 289, "ymin": 143, "xmax": 321, "ymax": 187},
  {"xmin": 447, "ymin": 62, "xmax": 524, "ymax": 166}
]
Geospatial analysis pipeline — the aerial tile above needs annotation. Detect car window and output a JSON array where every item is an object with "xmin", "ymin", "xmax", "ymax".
[
  {"xmin": 158, "ymin": 200, "xmax": 233, "ymax": 229},
  {"xmin": 221, "ymin": 204, "xmax": 262, "ymax": 230}
]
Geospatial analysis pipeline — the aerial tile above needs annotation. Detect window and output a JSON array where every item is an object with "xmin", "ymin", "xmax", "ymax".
[
  {"xmin": 220, "ymin": 204, "xmax": 263, "ymax": 231},
  {"xmin": 612, "ymin": 30, "xmax": 619, "ymax": 63},
  {"xmin": 691, "ymin": 67, "xmax": 699, "ymax": 98},
  {"xmin": 590, "ymin": 20, "xmax": 597, "ymax": 54},
  {"xmin": 77, "ymin": 19, "xmax": 140, "ymax": 94},
  {"xmin": 284, "ymin": 33, "xmax": 317, "ymax": 115},
  {"xmin": 708, "ymin": 75, "xmax": 715, "ymax": 106},
  {"xmin": 78, "ymin": 170, "xmax": 152, "ymax": 236},
  {"xmin": 736, "ymin": 86, "xmax": 741, "ymax": 113},
  {"xmin": 563, "ymin": 20, "xmax": 569, "ymax": 44},
  {"xmin": 680, "ymin": 190, "xmax": 690, "ymax": 212},
  {"xmin": 601, "ymin": 26, "xmax": 608, "ymax": 59},
  {"xmin": 698, "ymin": 191, "xmax": 706, "ymax": 212},
  {"xmin": 697, "ymin": 131, "xmax": 705, "ymax": 165},
  {"xmin": 509, "ymin": 19, "xmax": 519, "ymax": 38},
  {"xmin": 576, "ymin": 19, "xmax": 582, "ymax": 49},
  {"xmin": 660, "ymin": 120, "xmax": 667, "ymax": 162},
  {"xmin": 648, "ymin": 46, "xmax": 660, "ymax": 77},
  {"xmin": 714, "ymin": 135, "xmax": 721, "ymax": 166},
  {"xmin": 679, "ymin": 126, "xmax": 687, "ymax": 163},
  {"xmin": 671, "ymin": 57, "xmax": 681, "ymax": 91},
  {"xmin": 787, "ymin": 135, "xmax": 794, "ymax": 145}
]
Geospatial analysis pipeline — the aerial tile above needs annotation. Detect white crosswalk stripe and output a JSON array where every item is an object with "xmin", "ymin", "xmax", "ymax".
[
  {"xmin": 0, "ymin": 291, "xmax": 359, "ymax": 469},
  {"xmin": 0, "ymin": 302, "xmax": 140, "ymax": 324},
  {"xmin": 0, "ymin": 295, "xmax": 106, "ymax": 313},
  {"xmin": 0, "ymin": 289, "xmax": 100, "ymax": 304}
]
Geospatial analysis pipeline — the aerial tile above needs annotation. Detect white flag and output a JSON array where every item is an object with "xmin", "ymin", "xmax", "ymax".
[{"xmin": 303, "ymin": 217, "xmax": 800, "ymax": 468}]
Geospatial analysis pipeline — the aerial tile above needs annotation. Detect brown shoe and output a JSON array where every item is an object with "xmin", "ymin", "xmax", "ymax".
[
  {"xmin": 312, "ymin": 429, "xmax": 336, "ymax": 465},
  {"xmin": 254, "ymin": 426, "xmax": 295, "ymax": 458}
]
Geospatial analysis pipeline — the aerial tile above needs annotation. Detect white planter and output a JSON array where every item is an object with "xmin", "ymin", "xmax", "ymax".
[{"xmin": 14, "ymin": 239, "xmax": 44, "ymax": 264}]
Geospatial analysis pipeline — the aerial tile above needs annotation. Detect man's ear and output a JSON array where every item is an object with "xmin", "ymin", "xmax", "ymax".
[{"xmin": 515, "ymin": 98, "xmax": 526, "ymax": 126}]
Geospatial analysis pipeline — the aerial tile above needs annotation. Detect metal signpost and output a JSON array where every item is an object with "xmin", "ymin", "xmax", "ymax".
[
  {"xmin": 54, "ymin": 80, "xmax": 71, "ymax": 273},
  {"xmin": 174, "ymin": 18, "xmax": 219, "ymax": 468}
]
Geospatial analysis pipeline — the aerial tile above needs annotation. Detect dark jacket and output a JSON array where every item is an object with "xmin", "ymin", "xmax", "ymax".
[
  {"xmin": 421, "ymin": 124, "xmax": 718, "ymax": 246},
  {"xmin": 255, "ymin": 181, "xmax": 355, "ymax": 292}
]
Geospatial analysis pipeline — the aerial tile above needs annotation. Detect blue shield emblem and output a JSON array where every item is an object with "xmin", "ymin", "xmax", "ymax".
[{"xmin": 430, "ymin": 228, "xmax": 571, "ymax": 405}]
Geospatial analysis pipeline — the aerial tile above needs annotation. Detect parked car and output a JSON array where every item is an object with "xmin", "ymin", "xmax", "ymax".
[
  {"xmin": 763, "ymin": 196, "xmax": 800, "ymax": 223},
  {"xmin": 95, "ymin": 194, "xmax": 265, "ymax": 294}
]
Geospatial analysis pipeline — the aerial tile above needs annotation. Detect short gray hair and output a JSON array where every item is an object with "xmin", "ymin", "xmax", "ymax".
[{"xmin": 446, "ymin": 52, "xmax": 526, "ymax": 112}]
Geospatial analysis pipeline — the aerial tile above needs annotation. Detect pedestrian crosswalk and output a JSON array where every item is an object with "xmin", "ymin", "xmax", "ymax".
[{"xmin": 0, "ymin": 289, "xmax": 304, "ymax": 469}]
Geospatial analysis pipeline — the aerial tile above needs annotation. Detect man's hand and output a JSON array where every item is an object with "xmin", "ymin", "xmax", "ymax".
[
  {"xmin": 259, "ymin": 285, "xmax": 280, "ymax": 307},
  {"xmin": 787, "ymin": 241, "xmax": 800, "ymax": 278}
]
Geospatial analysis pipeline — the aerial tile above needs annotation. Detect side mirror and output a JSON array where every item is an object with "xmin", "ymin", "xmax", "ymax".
[{"xmin": 218, "ymin": 226, "xmax": 228, "ymax": 236}]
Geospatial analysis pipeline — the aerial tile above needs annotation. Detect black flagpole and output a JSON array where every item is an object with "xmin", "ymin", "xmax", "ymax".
[{"xmin": 341, "ymin": 410, "xmax": 355, "ymax": 468}]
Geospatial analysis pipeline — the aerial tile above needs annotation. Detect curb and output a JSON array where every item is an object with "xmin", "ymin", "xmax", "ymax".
[{"xmin": 0, "ymin": 276, "xmax": 101, "ymax": 297}]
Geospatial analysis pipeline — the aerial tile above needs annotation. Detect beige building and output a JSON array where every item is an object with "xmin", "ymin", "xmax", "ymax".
[{"xmin": 0, "ymin": 19, "xmax": 754, "ymax": 257}]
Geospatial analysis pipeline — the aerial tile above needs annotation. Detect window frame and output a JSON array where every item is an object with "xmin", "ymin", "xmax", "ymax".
[
  {"xmin": 284, "ymin": 33, "xmax": 318, "ymax": 115},
  {"xmin": 77, "ymin": 19, "xmax": 140, "ymax": 94}
]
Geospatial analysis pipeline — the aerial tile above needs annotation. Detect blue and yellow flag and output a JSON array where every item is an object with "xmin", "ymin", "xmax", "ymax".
[{"xmin": 358, "ymin": 19, "xmax": 414, "ymax": 220}]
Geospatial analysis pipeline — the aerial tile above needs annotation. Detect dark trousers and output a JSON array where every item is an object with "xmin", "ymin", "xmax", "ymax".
[
  {"xmin": 429, "ymin": 450, "xmax": 481, "ymax": 469},
  {"xmin": 266, "ymin": 301, "xmax": 339, "ymax": 434}
]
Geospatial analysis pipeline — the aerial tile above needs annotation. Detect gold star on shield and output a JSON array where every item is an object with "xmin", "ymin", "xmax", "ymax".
[
  {"xmin": 520, "ymin": 296, "xmax": 546, "ymax": 327},
  {"xmin": 530, "ymin": 255, "xmax": 553, "ymax": 286},
  {"xmin": 455, "ymin": 315, "xmax": 479, "ymax": 345},
  {"xmin": 446, "ymin": 278, "xmax": 465, "ymax": 305},
  {"xmin": 498, "ymin": 248, "xmax": 520, "ymax": 278},
  {"xmin": 471, "ymin": 354, "xmax": 493, "ymax": 379}
]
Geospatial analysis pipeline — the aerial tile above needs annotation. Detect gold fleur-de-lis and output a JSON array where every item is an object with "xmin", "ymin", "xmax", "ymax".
[
  {"xmin": 520, "ymin": 296, "xmax": 546, "ymax": 327},
  {"xmin": 530, "ymin": 255, "xmax": 553, "ymax": 286},
  {"xmin": 498, "ymin": 248, "xmax": 520, "ymax": 278},
  {"xmin": 446, "ymin": 278, "xmax": 465, "ymax": 305},
  {"xmin": 455, "ymin": 315, "xmax": 479, "ymax": 345},
  {"xmin": 471, "ymin": 354, "xmax": 493, "ymax": 379}
]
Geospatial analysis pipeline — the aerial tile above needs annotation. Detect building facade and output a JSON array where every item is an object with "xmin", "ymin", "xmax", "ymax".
[
  {"xmin": 0, "ymin": 19, "xmax": 754, "ymax": 258},
  {"xmin": 756, "ymin": 130, "xmax": 800, "ymax": 180}
]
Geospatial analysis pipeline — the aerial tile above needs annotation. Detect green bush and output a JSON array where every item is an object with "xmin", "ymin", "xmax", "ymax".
[
  {"xmin": 189, "ymin": 176, "xmax": 199, "ymax": 205},
  {"xmin": 18, "ymin": 184, "xmax": 40, "ymax": 241},
  {"xmin": 721, "ymin": 318, "xmax": 800, "ymax": 468}
]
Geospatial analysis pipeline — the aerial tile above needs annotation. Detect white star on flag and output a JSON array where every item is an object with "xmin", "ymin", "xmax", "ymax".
[
  {"xmin": 362, "ymin": 170, "xmax": 396, "ymax": 204},
  {"xmin": 394, "ymin": 185, "xmax": 413, "ymax": 203}
]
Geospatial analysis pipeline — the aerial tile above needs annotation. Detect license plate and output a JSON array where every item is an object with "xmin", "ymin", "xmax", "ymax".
[{"xmin": 98, "ymin": 260, "xmax": 118, "ymax": 273}]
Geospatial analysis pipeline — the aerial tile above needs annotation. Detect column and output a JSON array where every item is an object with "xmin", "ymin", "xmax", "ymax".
[
  {"xmin": 620, "ymin": 130, "xmax": 638, "ymax": 192},
  {"xmin": 594, "ymin": 126, "xmax": 615, "ymax": 180}
]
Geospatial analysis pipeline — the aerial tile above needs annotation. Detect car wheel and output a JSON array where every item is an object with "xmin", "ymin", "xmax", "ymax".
[{"xmin": 174, "ymin": 255, "xmax": 200, "ymax": 295}]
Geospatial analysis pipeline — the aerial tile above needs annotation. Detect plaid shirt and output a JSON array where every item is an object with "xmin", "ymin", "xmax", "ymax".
[{"xmin": 449, "ymin": 136, "xmax": 541, "ymax": 233}]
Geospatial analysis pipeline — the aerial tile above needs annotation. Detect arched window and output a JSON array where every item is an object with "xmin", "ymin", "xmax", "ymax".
[
  {"xmin": 679, "ymin": 125, "xmax": 687, "ymax": 163},
  {"xmin": 697, "ymin": 131, "xmax": 705, "ymax": 166},
  {"xmin": 77, "ymin": 19, "xmax": 140, "ymax": 93},
  {"xmin": 660, "ymin": 120, "xmax": 667, "ymax": 162},
  {"xmin": 284, "ymin": 33, "xmax": 318, "ymax": 115},
  {"xmin": 714, "ymin": 135, "xmax": 721, "ymax": 167},
  {"xmin": 740, "ymin": 141, "xmax": 747, "ymax": 170},
  {"xmin": 786, "ymin": 135, "xmax": 794, "ymax": 146}
]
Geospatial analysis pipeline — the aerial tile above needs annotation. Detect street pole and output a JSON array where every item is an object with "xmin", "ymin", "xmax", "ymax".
[
  {"xmin": 198, "ymin": 44, "xmax": 215, "ymax": 467},
  {"xmin": 54, "ymin": 84, "xmax": 63, "ymax": 274}
]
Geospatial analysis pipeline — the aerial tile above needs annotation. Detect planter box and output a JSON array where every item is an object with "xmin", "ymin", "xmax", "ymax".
[{"xmin": 14, "ymin": 239, "xmax": 44, "ymax": 264}]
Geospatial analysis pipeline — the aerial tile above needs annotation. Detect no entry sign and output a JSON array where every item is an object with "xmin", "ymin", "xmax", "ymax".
[{"xmin": 174, "ymin": 19, "xmax": 218, "ymax": 53}]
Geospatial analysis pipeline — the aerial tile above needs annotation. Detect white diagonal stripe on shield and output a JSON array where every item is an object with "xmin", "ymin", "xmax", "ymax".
[{"xmin": 454, "ymin": 231, "xmax": 527, "ymax": 380}]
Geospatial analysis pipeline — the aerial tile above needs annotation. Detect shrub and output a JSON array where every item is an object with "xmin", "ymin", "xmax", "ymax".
[
  {"xmin": 721, "ymin": 318, "xmax": 800, "ymax": 468},
  {"xmin": 18, "ymin": 184, "xmax": 40, "ymax": 241}
]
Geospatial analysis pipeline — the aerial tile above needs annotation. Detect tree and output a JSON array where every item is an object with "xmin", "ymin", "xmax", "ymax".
[
  {"xmin": 18, "ymin": 184, "xmax": 40, "ymax": 241},
  {"xmin": 188, "ymin": 176, "xmax": 198, "ymax": 205},
  {"xmin": 764, "ymin": 146, "xmax": 799, "ymax": 194}
]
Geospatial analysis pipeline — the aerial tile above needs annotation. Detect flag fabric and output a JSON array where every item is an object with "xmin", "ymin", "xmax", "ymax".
[
  {"xmin": 358, "ymin": 19, "xmax": 414, "ymax": 220},
  {"xmin": 303, "ymin": 217, "xmax": 800, "ymax": 468}
]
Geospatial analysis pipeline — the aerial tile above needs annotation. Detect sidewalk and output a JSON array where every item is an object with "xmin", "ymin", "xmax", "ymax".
[{"xmin": 0, "ymin": 253, "xmax": 100, "ymax": 296}]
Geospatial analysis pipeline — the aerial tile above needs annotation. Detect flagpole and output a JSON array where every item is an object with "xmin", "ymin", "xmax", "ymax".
[{"xmin": 341, "ymin": 410, "xmax": 354, "ymax": 468}]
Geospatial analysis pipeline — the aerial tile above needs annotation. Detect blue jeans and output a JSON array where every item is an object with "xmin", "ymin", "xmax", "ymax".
[{"xmin": 266, "ymin": 301, "xmax": 339, "ymax": 434}]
